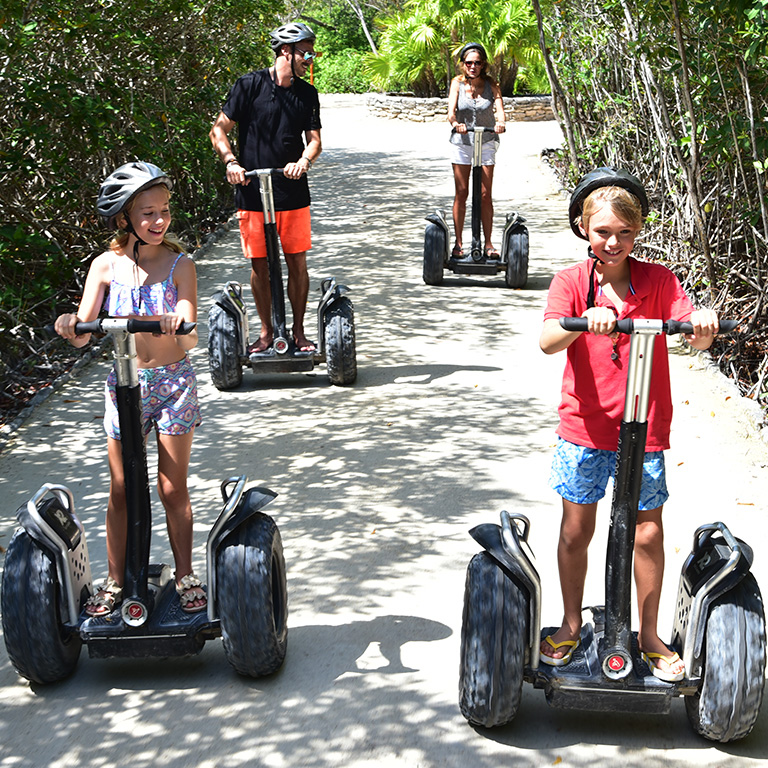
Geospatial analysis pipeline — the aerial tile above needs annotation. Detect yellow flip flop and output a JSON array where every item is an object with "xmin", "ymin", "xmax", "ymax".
[
  {"xmin": 641, "ymin": 650, "xmax": 685, "ymax": 682},
  {"xmin": 540, "ymin": 635, "xmax": 580, "ymax": 667}
]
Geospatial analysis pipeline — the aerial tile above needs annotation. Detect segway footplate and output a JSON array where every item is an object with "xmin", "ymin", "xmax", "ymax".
[{"xmin": 533, "ymin": 619, "xmax": 681, "ymax": 714}]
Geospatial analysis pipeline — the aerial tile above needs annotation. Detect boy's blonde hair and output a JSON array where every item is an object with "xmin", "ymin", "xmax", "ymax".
[
  {"xmin": 109, "ymin": 186, "xmax": 184, "ymax": 254},
  {"xmin": 580, "ymin": 186, "xmax": 644, "ymax": 233}
]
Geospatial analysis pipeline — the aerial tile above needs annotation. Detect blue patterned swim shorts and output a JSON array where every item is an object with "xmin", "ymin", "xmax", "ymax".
[
  {"xmin": 549, "ymin": 438, "xmax": 668, "ymax": 511},
  {"xmin": 104, "ymin": 356, "xmax": 202, "ymax": 440}
]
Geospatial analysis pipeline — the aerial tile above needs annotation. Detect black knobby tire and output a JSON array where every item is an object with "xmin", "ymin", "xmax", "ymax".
[
  {"xmin": 324, "ymin": 296, "xmax": 357, "ymax": 386},
  {"xmin": 504, "ymin": 227, "xmax": 529, "ymax": 289},
  {"xmin": 685, "ymin": 573, "xmax": 766, "ymax": 742},
  {"xmin": 459, "ymin": 551, "xmax": 528, "ymax": 727},
  {"xmin": 208, "ymin": 300, "xmax": 243, "ymax": 390},
  {"xmin": 423, "ymin": 223, "xmax": 445, "ymax": 286},
  {"xmin": 216, "ymin": 513, "xmax": 288, "ymax": 677},
  {"xmin": 1, "ymin": 529, "xmax": 82, "ymax": 683}
]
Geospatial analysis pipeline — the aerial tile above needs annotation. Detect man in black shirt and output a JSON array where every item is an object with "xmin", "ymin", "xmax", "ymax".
[{"xmin": 210, "ymin": 22, "xmax": 322, "ymax": 353}]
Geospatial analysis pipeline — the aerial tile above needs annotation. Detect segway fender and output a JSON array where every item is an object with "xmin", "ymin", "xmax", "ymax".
[
  {"xmin": 206, "ymin": 476, "xmax": 278, "ymax": 621},
  {"xmin": 500, "ymin": 212, "xmax": 529, "ymax": 259},
  {"xmin": 425, "ymin": 210, "xmax": 450, "ymax": 233},
  {"xmin": 14, "ymin": 484, "xmax": 92, "ymax": 625},
  {"xmin": 210, "ymin": 281, "xmax": 249, "ymax": 359},
  {"xmin": 470, "ymin": 524, "xmax": 536, "ymax": 594},
  {"xmin": 671, "ymin": 522, "xmax": 755, "ymax": 678},
  {"xmin": 211, "ymin": 485, "xmax": 278, "ymax": 548},
  {"xmin": 469, "ymin": 518, "xmax": 542, "ymax": 663},
  {"xmin": 325, "ymin": 283, "xmax": 351, "ymax": 311}
]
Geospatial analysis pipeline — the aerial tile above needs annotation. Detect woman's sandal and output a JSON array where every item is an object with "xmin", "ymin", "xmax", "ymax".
[
  {"xmin": 452, "ymin": 244, "xmax": 464, "ymax": 257},
  {"xmin": 85, "ymin": 577, "xmax": 122, "ymax": 617},
  {"xmin": 176, "ymin": 572, "xmax": 207, "ymax": 614}
]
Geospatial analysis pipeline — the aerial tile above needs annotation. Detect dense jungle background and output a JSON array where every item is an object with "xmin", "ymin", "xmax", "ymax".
[{"xmin": 1, "ymin": 0, "xmax": 767, "ymax": 427}]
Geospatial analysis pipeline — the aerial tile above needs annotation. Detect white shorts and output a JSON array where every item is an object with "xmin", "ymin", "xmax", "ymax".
[{"xmin": 449, "ymin": 140, "xmax": 498, "ymax": 166}]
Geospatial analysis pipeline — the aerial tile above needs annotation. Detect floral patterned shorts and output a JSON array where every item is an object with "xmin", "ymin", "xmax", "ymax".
[{"xmin": 103, "ymin": 355, "xmax": 202, "ymax": 440}]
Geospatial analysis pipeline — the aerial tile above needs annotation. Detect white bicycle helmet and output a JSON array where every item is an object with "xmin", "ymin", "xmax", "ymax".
[
  {"xmin": 97, "ymin": 162, "xmax": 172, "ymax": 228},
  {"xmin": 269, "ymin": 22, "xmax": 316, "ymax": 53}
]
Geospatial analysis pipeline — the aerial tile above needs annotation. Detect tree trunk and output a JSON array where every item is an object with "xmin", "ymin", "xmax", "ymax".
[{"xmin": 529, "ymin": 0, "xmax": 580, "ymax": 172}]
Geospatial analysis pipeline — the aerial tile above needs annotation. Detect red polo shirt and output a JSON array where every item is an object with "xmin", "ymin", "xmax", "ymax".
[{"xmin": 544, "ymin": 256, "xmax": 695, "ymax": 451}]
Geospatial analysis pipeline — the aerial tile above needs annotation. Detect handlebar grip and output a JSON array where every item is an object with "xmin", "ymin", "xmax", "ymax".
[
  {"xmin": 124, "ymin": 319, "xmax": 197, "ymax": 335},
  {"xmin": 559, "ymin": 318, "xmax": 738, "ymax": 335},
  {"xmin": 244, "ymin": 168, "xmax": 285, "ymax": 177},
  {"xmin": 43, "ymin": 321, "xmax": 103, "ymax": 337},
  {"xmin": 559, "ymin": 318, "xmax": 589, "ymax": 332},
  {"xmin": 666, "ymin": 318, "xmax": 739, "ymax": 335}
]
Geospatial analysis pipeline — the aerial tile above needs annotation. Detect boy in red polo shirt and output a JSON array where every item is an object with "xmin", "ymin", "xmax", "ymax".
[{"xmin": 539, "ymin": 168, "xmax": 719, "ymax": 682}]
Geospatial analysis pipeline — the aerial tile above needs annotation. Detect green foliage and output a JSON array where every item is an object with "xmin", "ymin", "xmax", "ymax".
[
  {"xmin": 314, "ymin": 49, "xmax": 373, "ymax": 93},
  {"xmin": 539, "ymin": 0, "xmax": 768, "ymax": 400},
  {"xmin": 312, "ymin": 2, "xmax": 379, "ymax": 52},
  {"xmin": 0, "ymin": 0, "xmax": 282, "ymax": 408},
  {"xmin": 367, "ymin": 0, "xmax": 544, "ymax": 96},
  {"xmin": 0, "ymin": 0, "xmax": 281, "ymax": 311}
]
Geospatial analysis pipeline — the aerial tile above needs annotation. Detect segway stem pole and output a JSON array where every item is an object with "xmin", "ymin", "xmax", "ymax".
[
  {"xmin": 247, "ymin": 168, "xmax": 291, "ymax": 354},
  {"xmin": 471, "ymin": 127, "xmax": 483, "ymax": 261},
  {"xmin": 450, "ymin": 127, "xmax": 496, "ymax": 263},
  {"xmin": 71, "ymin": 319, "xmax": 196, "ymax": 605},
  {"xmin": 114, "ymin": 332, "xmax": 152, "ymax": 603}
]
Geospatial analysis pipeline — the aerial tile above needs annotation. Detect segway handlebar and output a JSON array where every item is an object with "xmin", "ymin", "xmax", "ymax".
[
  {"xmin": 244, "ymin": 168, "xmax": 294, "ymax": 177},
  {"xmin": 558, "ymin": 317, "xmax": 738, "ymax": 335},
  {"xmin": 47, "ymin": 319, "xmax": 197, "ymax": 336},
  {"xmin": 450, "ymin": 126, "xmax": 498, "ymax": 135}
]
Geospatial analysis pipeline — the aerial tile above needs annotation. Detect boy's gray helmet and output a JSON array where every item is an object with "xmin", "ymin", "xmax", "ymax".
[
  {"xmin": 97, "ymin": 161, "xmax": 172, "ymax": 228},
  {"xmin": 270, "ymin": 22, "xmax": 316, "ymax": 52},
  {"xmin": 568, "ymin": 167, "xmax": 649, "ymax": 240}
]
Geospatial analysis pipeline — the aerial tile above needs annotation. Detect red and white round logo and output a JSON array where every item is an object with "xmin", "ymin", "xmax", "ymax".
[{"xmin": 608, "ymin": 655, "xmax": 625, "ymax": 672}]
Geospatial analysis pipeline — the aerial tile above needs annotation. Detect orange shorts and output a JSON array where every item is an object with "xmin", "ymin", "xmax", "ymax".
[{"xmin": 237, "ymin": 207, "xmax": 312, "ymax": 259}]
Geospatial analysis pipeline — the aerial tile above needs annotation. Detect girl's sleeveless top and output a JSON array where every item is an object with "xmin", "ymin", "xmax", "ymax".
[
  {"xmin": 450, "ymin": 79, "xmax": 499, "ymax": 146},
  {"xmin": 105, "ymin": 253, "xmax": 183, "ymax": 317}
]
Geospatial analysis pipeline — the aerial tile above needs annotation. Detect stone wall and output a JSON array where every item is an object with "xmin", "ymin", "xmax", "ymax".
[{"xmin": 365, "ymin": 93, "xmax": 554, "ymax": 123}]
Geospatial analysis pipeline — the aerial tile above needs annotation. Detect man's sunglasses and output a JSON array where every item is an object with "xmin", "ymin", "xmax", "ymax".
[{"xmin": 296, "ymin": 49, "xmax": 317, "ymax": 62}]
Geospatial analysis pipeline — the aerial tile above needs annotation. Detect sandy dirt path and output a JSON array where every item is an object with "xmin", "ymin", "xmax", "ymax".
[{"xmin": 0, "ymin": 94, "xmax": 766, "ymax": 767}]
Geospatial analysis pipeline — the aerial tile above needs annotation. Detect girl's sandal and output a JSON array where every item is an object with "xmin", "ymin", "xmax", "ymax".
[
  {"xmin": 85, "ymin": 577, "xmax": 122, "ymax": 617},
  {"xmin": 176, "ymin": 572, "xmax": 207, "ymax": 614}
]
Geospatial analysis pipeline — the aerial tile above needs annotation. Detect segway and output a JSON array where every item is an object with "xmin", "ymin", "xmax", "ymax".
[
  {"xmin": 459, "ymin": 317, "xmax": 766, "ymax": 742},
  {"xmin": 1, "ymin": 318, "xmax": 288, "ymax": 684},
  {"xmin": 209, "ymin": 168, "xmax": 357, "ymax": 389},
  {"xmin": 423, "ymin": 126, "xmax": 529, "ymax": 288}
]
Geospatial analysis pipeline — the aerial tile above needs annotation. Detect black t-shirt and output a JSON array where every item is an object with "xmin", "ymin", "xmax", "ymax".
[{"xmin": 222, "ymin": 68, "xmax": 321, "ymax": 212}]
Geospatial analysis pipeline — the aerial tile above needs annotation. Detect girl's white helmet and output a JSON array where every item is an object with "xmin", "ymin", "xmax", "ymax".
[{"xmin": 97, "ymin": 162, "xmax": 172, "ymax": 228}]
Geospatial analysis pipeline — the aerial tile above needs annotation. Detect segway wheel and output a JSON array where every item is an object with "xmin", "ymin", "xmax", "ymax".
[
  {"xmin": 208, "ymin": 300, "xmax": 243, "ymax": 390},
  {"xmin": 423, "ymin": 222, "xmax": 445, "ymax": 286},
  {"xmin": 1, "ymin": 529, "xmax": 82, "ymax": 683},
  {"xmin": 324, "ymin": 296, "xmax": 357, "ymax": 386},
  {"xmin": 504, "ymin": 227, "xmax": 529, "ymax": 289},
  {"xmin": 459, "ymin": 551, "xmax": 528, "ymax": 727},
  {"xmin": 685, "ymin": 573, "xmax": 766, "ymax": 742},
  {"xmin": 216, "ymin": 512, "xmax": 287, "ymax": 677}
]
